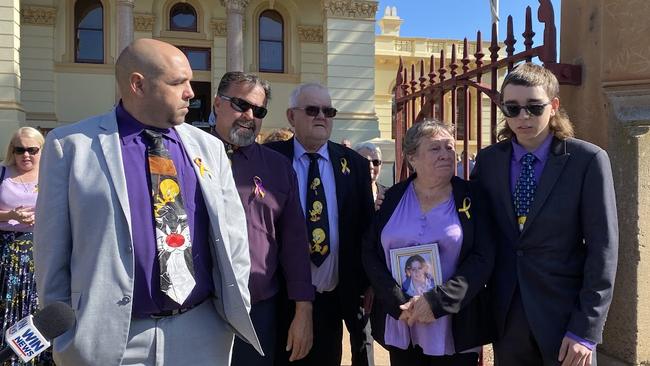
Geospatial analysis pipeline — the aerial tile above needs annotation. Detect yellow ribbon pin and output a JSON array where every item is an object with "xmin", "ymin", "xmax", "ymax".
[
  {"xmin": 458, "ymin": 197, "xmax": 471, "ymax": 219},
  {"xmin": 340, "ymin": 158, "xmax": 350, "ymax": 175},
  {"xmin": 193, "ymin": 157, "xmax": 211, "ymax": 178}
]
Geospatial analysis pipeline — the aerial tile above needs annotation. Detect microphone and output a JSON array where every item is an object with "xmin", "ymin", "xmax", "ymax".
[{"xmin": 0, "ymin": 301, "xmax": 75, "ymax": 363}]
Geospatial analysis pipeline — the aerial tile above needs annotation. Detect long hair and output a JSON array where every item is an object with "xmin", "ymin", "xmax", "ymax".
[{"xmin": 496, "ymin": 63, "xmax": 574, "ymax": 141}]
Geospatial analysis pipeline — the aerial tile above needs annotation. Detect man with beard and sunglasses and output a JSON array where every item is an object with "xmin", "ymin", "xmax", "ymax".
[
  {"xmin": 212, "ymin": 72, "xmax": 315, "ymax": 366},
  {"xmin": 266, "ymin": 83, "xmax": 375, "ymax": 366}
]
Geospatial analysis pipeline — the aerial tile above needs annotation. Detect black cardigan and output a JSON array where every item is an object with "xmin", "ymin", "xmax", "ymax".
[{"xmin": 362, "ymin": 174, "xmax": 495, "ymax": 352}]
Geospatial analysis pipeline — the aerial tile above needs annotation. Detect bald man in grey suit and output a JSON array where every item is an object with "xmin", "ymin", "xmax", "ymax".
[{"xmin": 34, "ymin": 39, "xmax": 260, "ymax": 366}]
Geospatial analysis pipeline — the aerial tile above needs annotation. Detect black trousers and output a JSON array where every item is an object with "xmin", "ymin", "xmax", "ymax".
[
  {"xmin": 275, "ymin": 287, "xmax": 374, "ymax": 366},
  {"xmin": 388, "ymin": 344, "xmax": 478, "ymax": 366},
  {"xmin": 493, "ymin": 290, "xmax": 598, "ymax": 366},
  {"xmin": 231, "ymin": 295, "xmax": 278, "ymax": 366}
]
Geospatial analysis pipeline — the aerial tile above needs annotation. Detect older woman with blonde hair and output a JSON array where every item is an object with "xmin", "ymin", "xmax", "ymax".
[
  {"xmin": 362, "ymin": 119, "xmax": 493, "ymax": 365},
  {"xmin": 0, "ymin": 127, "xmax": 52, "ymax": 365}
]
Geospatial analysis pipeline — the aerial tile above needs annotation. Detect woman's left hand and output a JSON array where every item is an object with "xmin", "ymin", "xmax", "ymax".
[{"xmin": 400, "ymin": 296, "xmax": 436, "ymax": 326}]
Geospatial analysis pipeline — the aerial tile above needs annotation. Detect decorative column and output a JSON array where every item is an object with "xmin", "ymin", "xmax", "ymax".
[
  {"xmin": 297, "ymin": 25, "xmax": 324, "ymax": 83},
  {"xmin": 0, "ymin": 0, "xmax": 24, "ymax": 154},
  {"xmin": 323, "ymin": 0, "xmax": 379, "ymax": 144},
  {"xmin": 116, "ymin": 0, "xmax": 135, "ymax": 55},
  {"xmin": 561, "ymin": 0, "xmax": 650, "ymax": 364},
  {"xmin": 20, "ymin": 5, "xmax": 58, "ymax": 130},
  {"xmin": 220, "ymin": 0, "xmax": 248, "ymax": 72}
]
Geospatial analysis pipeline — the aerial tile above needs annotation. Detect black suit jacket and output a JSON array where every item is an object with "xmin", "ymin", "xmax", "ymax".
[
  {"xmin": 265, "ymin": 138, "xmax": 375, "ymax": 303},
  {"xmin": 471, "ymin": 137, "xmax": 618, "ymax": 360},
  {"xmin": 361, "ymin": 174, "xmax": 494, "ymax": 352}
]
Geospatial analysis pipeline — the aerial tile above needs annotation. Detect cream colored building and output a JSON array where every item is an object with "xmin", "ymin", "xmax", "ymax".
[
  {"xmin": 0, "ymin": 0, "xmax": 381, "ymax": 155},
  {"xmin": 375, "ymin": 7, "xmax": 505, "ymax": 156},
  {"xmin": 2, "ymin": 0, "xmax": 501, "ymax": 186},
  {"xmin": 372, "ymin": 6, "xmax": 505, "ymax": 183}
]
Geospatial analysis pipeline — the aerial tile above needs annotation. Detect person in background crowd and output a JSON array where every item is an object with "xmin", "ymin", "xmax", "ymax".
[
  {"xmin": 355, "ymin": 142, "xmax": 387, "ymax": 210},
  {"xmin": 456, "ymin": 151, "xmax": 475, "ymax": 179},
  {"xmin": 340, "ymin": 138, "xmax": 352, "ymax": 148},
  {"xmin": 212, "ymin": 71, "xmax": 314, "ymax": 366},
  {"xmin": 0, "ymin": 127, "xmax": 51, "ymax": 366},
  {"xmin": 362, "ymin": 120, "xmax": 493, "ymax": 366},
  {"xmin": 471, "ymin": 62, "xmax": 618, "ymax": 366},
  {"xmin": 263, "ymin": 128, "xmax": 294, "ymax": 144},
  {"xmin": 266, "ymin": 83, "xmax": 375, "ymax": 366},
  {"xmin": 34, "ymin": 39, "xmax": 260, "ymax": 366}
]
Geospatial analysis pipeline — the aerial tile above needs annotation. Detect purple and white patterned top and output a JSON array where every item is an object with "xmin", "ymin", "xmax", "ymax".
[{"xmin": 380, "ymin": 182, "xmax": 462, "ymax": 356}]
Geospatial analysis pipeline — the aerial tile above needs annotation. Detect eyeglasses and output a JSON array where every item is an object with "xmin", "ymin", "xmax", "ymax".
[
  {"xmin": 219, "ymin": 95, "xmax": 268, "ymax": 119},
  {"xmin": 293, "ymin": 106, "xmax": 337, "ymax": 118},
  {"xmin": 369, "ymin": 159, "xmax": 382, "ymax": 167},
  {"xmin": 500, "ymin": 102, "xmax": 550, "ymax": 118},
  {"xmin": 13, "ymin": 146, "xmax": 40, "ymax": 155}
]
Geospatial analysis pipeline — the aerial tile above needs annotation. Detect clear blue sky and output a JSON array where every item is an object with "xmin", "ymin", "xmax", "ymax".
[{"xmin": 376, "ymin": 0, "xmax": 561, "ymax": 53}]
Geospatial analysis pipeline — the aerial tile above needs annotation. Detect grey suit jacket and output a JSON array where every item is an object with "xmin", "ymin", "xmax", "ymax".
[
  {"xmin": 471, "ymin": 137, "xmax": 618, "ymax": 361},
  {"xmin": 33, "ymin": 109, "xmax": 261, "ymax": 366}
]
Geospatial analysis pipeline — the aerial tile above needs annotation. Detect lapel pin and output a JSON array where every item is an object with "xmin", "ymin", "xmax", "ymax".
[
  {"xmin": 252, "ymin": 176, "xmax": 266, "ymax": 199},
  {"xmin": 193, "ymin": 157, "xmax": 212, "ymax": 179},
  {"xmin": 340, "ymin": 158, "xmax": 350, "ymax": 175},
  {"xmin": 458, "ymin": 197, "xmax": 471, "ymax": 219}
]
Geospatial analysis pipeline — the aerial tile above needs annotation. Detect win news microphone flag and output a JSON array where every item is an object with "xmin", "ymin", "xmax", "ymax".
[{"xmin": 0, "ymin": 301, "xmax": 75, "ymax": 363}]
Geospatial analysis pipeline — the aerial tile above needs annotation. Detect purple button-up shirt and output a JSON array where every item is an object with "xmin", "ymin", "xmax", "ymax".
[
  {"xmin": 116, "ymin": 103, "xmax": 213, "ymax": 317},
  {"xmin": 510, "ymin": 133, "xmax": 596, "ymax": 350},
  {"xmin": 509, "ymin": 133, "xmax": 553, "ymax": 193},
  {"xmin": 229, "ymin": 142, "xmax": 314, "ymax": 304}
]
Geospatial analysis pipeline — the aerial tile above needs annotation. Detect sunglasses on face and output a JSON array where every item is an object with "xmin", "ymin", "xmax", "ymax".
[
  {"xmin": 500, "ymin": 102, "xmax": 550, "ymax": 118},
  {"xmin": 220, "ymin": 95, "xmax": 268, "ymax": 119},
  {"xmin": 13, "ymin": 146, "xmax": 40, "ymax": 155},
  {"xmin": 369, "ymin": 159, "xmax": 382, "ymax": 167},
  {"xmin": 293, "ymin": 106, "xmax": 337, "ymax": 118}
]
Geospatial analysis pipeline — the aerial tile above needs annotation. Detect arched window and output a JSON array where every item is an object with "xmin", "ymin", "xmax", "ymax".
[
  {"xmin": 75, "ymin": 0, "xmax": 104, "ymax": 63},
  {"xmin": 170, "ymin": 3, "xmax": 197, "ymax": 32},
  {"xmin": 259, "ymin": 10, "xmax": 284, "ymax": 73}
]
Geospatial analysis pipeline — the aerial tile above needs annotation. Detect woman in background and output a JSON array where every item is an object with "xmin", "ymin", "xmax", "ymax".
[{"xmin": 0, "ymin": 127, "xmax": 51, "ymax": 365}]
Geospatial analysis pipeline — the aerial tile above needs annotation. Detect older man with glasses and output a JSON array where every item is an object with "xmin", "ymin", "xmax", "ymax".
[
  {"xmin": 266, "ymin": 83, "xmax": 376, "ymax": 366},
  {"xmin": 212, "ymin": 71, "xmax": 315, "ymax": 366}
]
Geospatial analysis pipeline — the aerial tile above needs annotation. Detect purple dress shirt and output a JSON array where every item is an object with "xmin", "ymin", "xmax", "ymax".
[
  {"xmin": 510, "ymin": 134, "xmax": 596, "ymax": 350},
  {"xmin": 116, "ymin": 103, "xmax": 213, "ymax": 317},
  {"xmin": 380, "ymin": 183, "xmax": 463, "ymax": 356},
  {"xmin": 229, "ymin": 142, "xmax": 314, "ymax": 304}
]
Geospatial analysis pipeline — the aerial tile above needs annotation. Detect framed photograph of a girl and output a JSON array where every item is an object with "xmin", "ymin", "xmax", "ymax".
[{"xmin": 389, "ymin": 243, "xmax": 443, "ymax": 297}]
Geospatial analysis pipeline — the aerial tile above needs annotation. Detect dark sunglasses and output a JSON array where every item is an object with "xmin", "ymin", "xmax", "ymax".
[
  {"xmin": 220, "ymin": 95, "xmax": 268, "ymax": 119},
  {"xmin": 293, "ymin": 106, "xmax": 337, "ymax": 118},
  {"xmin": 13, "ymin": 146, "xmax": 40, "ymax": 155},
  {"xmin": 369, "ymin": 159, "xmax": 382, "ymax": 167},
  {"xmin": 500, "ymin": 102, "xmax": 550, "ymax": 118}
]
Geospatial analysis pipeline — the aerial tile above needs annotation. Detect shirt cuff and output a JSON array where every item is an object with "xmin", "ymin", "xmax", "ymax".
[
  {"xmin": 287, "ymin": 281, "xmax": 316, "ymax": 302},
  {"xmin": 565, "ymin": 331, "xmax": 596, "ymax": 351}
]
